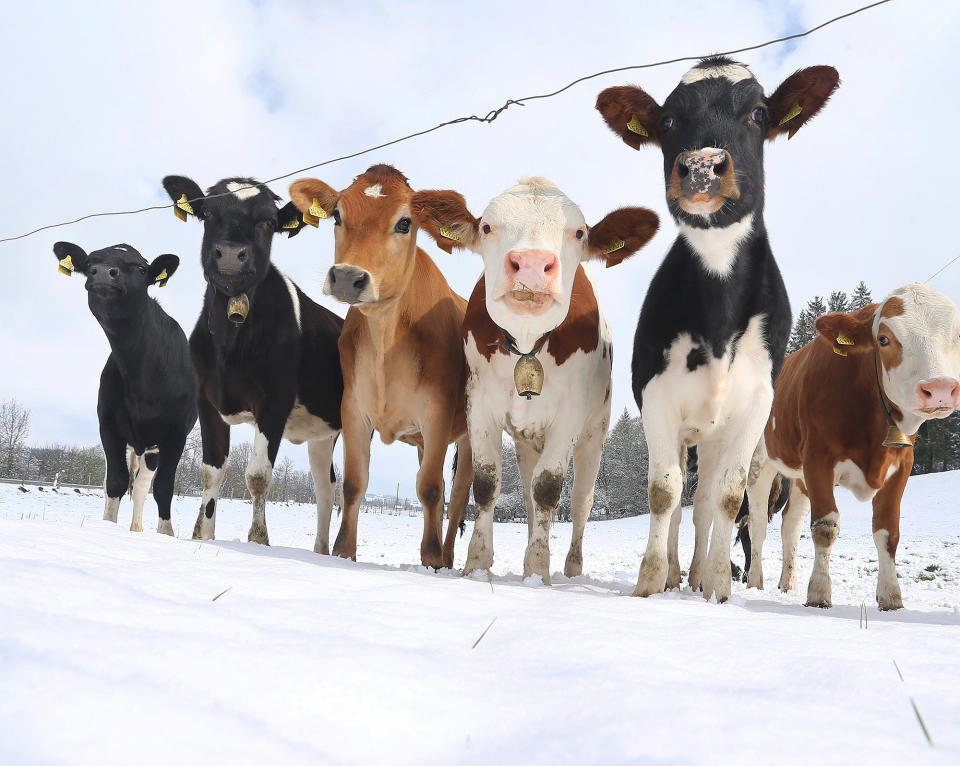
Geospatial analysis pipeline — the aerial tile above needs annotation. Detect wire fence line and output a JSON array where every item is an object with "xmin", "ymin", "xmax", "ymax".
[{"xmin": 0, "ymin": 1, "xmax": 893, "ymax": 246}]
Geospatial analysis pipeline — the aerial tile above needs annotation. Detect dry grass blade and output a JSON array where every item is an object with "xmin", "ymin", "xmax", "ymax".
[
  {"xmin": 472, "ymin": 617, "xmax": 497, "ymax": 649},
  {"xmin": 211, "ymin": 586, "xmax": 232, "ymax": 602}
]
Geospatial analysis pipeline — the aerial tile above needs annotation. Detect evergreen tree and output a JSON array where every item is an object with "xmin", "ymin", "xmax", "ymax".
[
  {"xmin": 850, "ymin": 281, "xmax": 873, "ymax": 310},
  {"xmin": 827, "ymin": 290, "xmax": 849, "ymax": 313}
]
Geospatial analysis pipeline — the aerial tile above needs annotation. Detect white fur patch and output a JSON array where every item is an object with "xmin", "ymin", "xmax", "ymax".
[
  {"xmin": 681, "ymin": 63, "xmax": 753, "ymax": 85},
  {"xmin": 226, "ymin": 181, "xmax": 261, "ymax": 200},
  {"xmin": 679, "ymin": 213, "xmax": 754, "ymax": 278},
  {"xmin": 280, "ymin": 272, "xmax": 302, "ymax": 332},
  {"xmin": 363, "ymin": 184, "xmax": 385, "ymax": 198}
]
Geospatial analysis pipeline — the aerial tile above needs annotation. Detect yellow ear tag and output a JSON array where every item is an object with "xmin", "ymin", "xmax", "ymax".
[
  {"xmin": 626, "ymin": 115, "xmax": 648, "ymax": 137},
  {"xmin": 439, "ymin": 225, "xmax": 459, "ymax": 242},
  {"xmin": 833, "ymin": 345, "xmax": 848, "ymax": 357},
  {"xmin": 602, "ymin": 238, "xmax": 626, "ymax": 255},
  {"xmin": 174, "ymin": 193, "xmax": 194, "ymax": 222},
  {"xmin": 58, "ymin": 254, "xmax": 74, "ymax": 277},
  {"xmin": 155, "ymin": 268, "xmax": 169, "ymax": 288},
  {"xmin": 281, "ymin": 217, "xmax": 300, "ymax": 230},
  {"xmin": 303, "ymin": 198, "xmax": 327, "ymax": 228},
  {"xmin": 836, "ymin": 332, "xmax": 855, "ymax": 346},
  {"xmin": 778, "ymin": 103, "xmax": 803, "ymax": 126}
]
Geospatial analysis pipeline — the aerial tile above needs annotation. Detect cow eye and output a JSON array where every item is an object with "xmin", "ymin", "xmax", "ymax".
[
  {"xmin": 751, "ymin": 106, "xmax": 767, "ymax": 124},
  {"xmin": 258, "ymin": 219, "xmax": 274, "ymax": 230},
  {"xmin": 333, "ymin": 209, "xmax": 342, "ymax": 226},
  {"xmin": 575, "ymin": 229, "xmax": 584, "ymax": 240},
  {"xmin": 482, "ymin": 223, "xmax": 491, "ymax": 235},
  {"xmin": 395, "ymin": 217, "xmax": 411, "ymax": 234},
  {"xmin": 878, "ymin": 335, "xmax": 889, "ymax": 346},
  {"xmin": 138, "ymin": 265, "xmax": 147, "ymax": 275},
  {"xmin": 660, "ymin": 115, "xmax": 674, "ymax": 131}
]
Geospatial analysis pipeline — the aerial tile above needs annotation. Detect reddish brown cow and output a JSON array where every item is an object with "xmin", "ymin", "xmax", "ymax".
[
  {"xmin": 289, "ymin": 165, "xmax": 472, "ymax": 568},
  {"xmin": 746, "ymin": 284, "xmax": 960, "ymax": 610}
]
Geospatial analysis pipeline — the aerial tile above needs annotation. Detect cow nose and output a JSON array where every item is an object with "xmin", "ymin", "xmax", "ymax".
[
  {"xmin": 215, "ymin": 243, "xmax": 249, "ymax": 275},
  {"xmin": 108, "ymin": 267, "xmax": 119, "ymax": 279},
  {"xmin": 916, "ymin": 378, "xmax": 960, "ymax": 409},
  {"xmin": 675, "ymin": 149, "xmax": 730, "ymax": 195},
  {"xmin": 327, "ymin": 265, "xmax": 372, "ymax": 304},
  {"xmin": 504, "ymin": 250, "xmax": 559, "ymax": 293}
]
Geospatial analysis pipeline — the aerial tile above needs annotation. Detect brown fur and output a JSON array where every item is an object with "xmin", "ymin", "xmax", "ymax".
[
  {"xmin": 766, "ymin": 66, "xmax": 840, "ymax": 140},
  {"xmin": 595, "ymin": 85, "xmax": 662, "ymax": 149},
  {"xmin": 290, "ymin": 165, "xmax": 473, "ymax": 568},
  {"xmin": 463, "ymin": 266, "xmax": 601, "ymax": 366}
]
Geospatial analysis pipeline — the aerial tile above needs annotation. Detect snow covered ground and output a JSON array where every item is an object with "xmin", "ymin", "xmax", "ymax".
[{"xmin": 1, "ymin": 472, "xmax": 958, "ymax": 765}]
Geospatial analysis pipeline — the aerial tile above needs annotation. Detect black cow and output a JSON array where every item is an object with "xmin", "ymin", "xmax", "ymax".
[
  {"xmin": 161, "ymin": 176, "xmax": 344, "ymax": 551},
  {"xmin": 597, "ymin": 56, "xmax": 839, "ymax": 601},
  {"xmin": 53, "ymin": 242, "xmax": 197, "ymax": 534}
]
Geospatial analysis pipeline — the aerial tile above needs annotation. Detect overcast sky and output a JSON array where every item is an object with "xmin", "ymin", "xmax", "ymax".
[{"xmin": 1, "ymin": 0, "xmax": 957, "ymax": 497}]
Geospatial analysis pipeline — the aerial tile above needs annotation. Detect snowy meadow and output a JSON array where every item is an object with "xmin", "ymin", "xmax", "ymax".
[{"xmin": 1, "ymin": 472, "xmax": 958, "ymax": 765}]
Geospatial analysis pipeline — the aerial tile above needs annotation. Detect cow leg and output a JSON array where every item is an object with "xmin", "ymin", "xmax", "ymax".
[
  {"xmin": 687, "ymin": 448, "xmax": 716, "ymax": 592},
  {"xmin": 666, "ymin": 504, "xmax": 683, "ymax": 590},
  {"xmin": 308, "ymin": 436, "xmax": 338, "ymax": 555},
  {"xmin": 745, "ymin": 445, "xmax": 778, "ymax": 589},
  {"xmin": 524, "ymin": 441, "xmax": 572, "ymax": 585},
  {"xmin": 246, "ymin": 425, "xmax": 281, "ymax": 545},
  {"xmin": 442, "ymin": 434, "xmax": 473, "ymax": 568},
  {"xmin": 195, "ymin": 395, "xmax": 229, "ymax": 540},
  {"xmin": 333, "ymin": 399, "xmax": 371, "ymax": 560},
  {"xmin": 152, "ymin": 440, "xmax": 183, "ymax": 536},
  {"xmin": 565, "ymin": 426, "xmax": 605, "ymax": 578},
  {"xmin": 872, "ymin": 460, "xmax": 909, "ymax": 610},
  {"xmin": 636, "ymin": 401, "xmax": 683, "ymax": 597},
  {"xmin": 778, "ymin": 481, "xmax": 809, "ymax": 592},
  {"xmin": 100, "ymin": 422, "xmax": 129, "ymax": 523},
  {"xmin": 463, "ymin": 418, "xmax": 503, "ymax": 576},
  {"xmin": 417, "ymin": 423, "xmax": 451, "ymax": 569},
  {"xmin": 130, "ymin": 446, "xmax": 158, "ymax": 533},
  {"xmin": 515, "ymin": 440, "xmax": 538, "ymax": 537},
  {"xmin": 803, "ymin": 466, "xmax": 840, "ymax": 608}
]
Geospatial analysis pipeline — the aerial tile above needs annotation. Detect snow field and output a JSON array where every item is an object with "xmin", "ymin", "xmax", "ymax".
[{"xmin": 1, "ymin": 472, "xmax": 958, "ymax": 765}]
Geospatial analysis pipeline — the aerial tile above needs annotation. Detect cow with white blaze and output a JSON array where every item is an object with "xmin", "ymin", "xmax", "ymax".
[
  {"xmin": 161, "ymin": 176, "xmax": 343, "ymax": 552},
  {"xmin": 746, "ymin": 284, "xmax": 960, "ymax": 610},
  {"xmin": 597, "ymin": 56, "xmax": 840, "ymax": 601},
  {"xmin": 53, "ymin": 242, "xmax": 197, "ymax": 534},
  {"xmin": 412, "ymin": 179, "xmax": 658, "ymax": 582}
]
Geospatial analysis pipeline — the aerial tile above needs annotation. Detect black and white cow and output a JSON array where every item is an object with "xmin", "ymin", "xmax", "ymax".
[
  {"xmin": 597, "ymin": 57, "xmax": 839, "ymax": 601},
  {"xmin": 53, "ymin": 242, "xmax": 197, "ymax": 534},
  {"xmin": 161, "ymin": 176, "xmax": 344, "ymax": 551}
]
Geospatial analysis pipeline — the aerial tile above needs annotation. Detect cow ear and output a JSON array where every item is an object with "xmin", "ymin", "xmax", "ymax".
[
  {"xmin": 410, "ymin": 190, "xmax": 480, "ymax": 254},
  {"xmin": 596, "ymin": 86, "xmax": 662, "ymax": 150},
  {"xmin": 585, "ymin": 207, "xmax": 659, "ymax": 268},
  {"xmin": 815, "ymin": 310, "xmax": 873, "ymax": 356},
  {"xmin": 766, "ymin": 66, "xmax": 840, "ymax": 140},
  {"xmin": 288, "ymin": 178, "xmax": 339, "ymax": 227},
  {"xmin": 53, "ymin": 241, "xmax": 89, "ymax": 276},
  {"xmin": 148, "ymin": 254, "xmax": 179, "ymax": 288},
  {"xmin": 162, "ymin": 175, "xmax": 206, "ymax": 220},
  {"xmin": 276, "ymin": 201, "xmax": 307, "ymax": 238}
]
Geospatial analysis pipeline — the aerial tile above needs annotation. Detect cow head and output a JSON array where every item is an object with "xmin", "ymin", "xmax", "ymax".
[
  {"xmin": 597, "ymin": 57, "xmax": 839, "ymax": 233},
  {"xmin": 161, "ymin": 176, "xmax": 305, "ymax": 318},
  {"xmin": 53, "ymin": 242, "xmax": 179, "ymax": 322},
  {"xmin": 816, "ymin": 284, "xmax": 960, "ymax": 436},
  {"xmin": 411, "ymin": 178, "xmax": 659, "ymax": 352},
  {"xmin": 289, "ymin": 165, "xmax": 417, "ymax": 308}
]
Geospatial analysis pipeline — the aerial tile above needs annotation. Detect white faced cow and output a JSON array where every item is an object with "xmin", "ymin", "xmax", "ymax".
[
  {"xmin": 746, "ymin": 284, "xmax": 960, "ymax": 610},
  {"xmin": 413, "ymin": 179, "xmax": 658, "ymax": 582},
  {"xmin": 597, "ymin": 56, "xmax": 840, "ymax": 601}
]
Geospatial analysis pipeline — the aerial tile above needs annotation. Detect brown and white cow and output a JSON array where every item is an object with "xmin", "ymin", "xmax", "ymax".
[
  {"xmin": 412, "ymin": 178, "xmax": 658, "ymax": 582},
  {"xmin": 745, "ymin": 284, "xmax": 960, "ymax": 609},
  {"xmin": 289, "ymin": 165, "xmax": 472, "ymax": 568}
]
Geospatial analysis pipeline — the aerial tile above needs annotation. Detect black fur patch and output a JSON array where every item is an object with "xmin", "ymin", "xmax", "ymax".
[
  {"xmin": 686, "ymin": 346, "xmax": 708, "ymax": 371},
  {"xmin": 329, "ymin": 464, "xmax": 336, "ymax": 484},
  {"xmin": 205, "ymin": 498, "xmax": 216, "ymax": 519},
  {"xmin": 473, "ymin": 465, "xmax": 497, "ymax": 507},
  {"xmin": 533, "ymin": 470, "xmax": 563, "ymax": 509},
  {"xmin": 144, "ymin": 451, "xmax": 159, "ymax": 472}
]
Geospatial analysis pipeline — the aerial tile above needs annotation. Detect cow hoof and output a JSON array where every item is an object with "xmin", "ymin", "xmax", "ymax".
[
  {"xmin": 805, "ymin": 599, "xmax": 832, "ymax": 609},
  {"xmin": 130, "ymin": 522, "xmax": 143, "ymax": 533},
  {"xmin": 332, "ymin": 544, "xmax": 357, "ymax": 561},
  {"xmin": 747, "ymin": 573, "xmax": 763, "ymax": 590},
  {"xmin": 313, "ymin": 542, "xmax": 329, "ymax": 555},
  {"xmin": 157, "ymin": 520, "xmax": 174, "ymax": 537},
  {"xmin": 248, "ymin": 527, "xmax": 270, "ymax": 546},
  {"xmin": 564, "ymin": 554, "xmax": 583, "ymax": 579},
  {"xmin": 877, "ymin": 594, "xmax": 903, "ymax": 611},
  {"xmin": 666, "ymin": 562, "xmax": 682, "ymax": 590}
]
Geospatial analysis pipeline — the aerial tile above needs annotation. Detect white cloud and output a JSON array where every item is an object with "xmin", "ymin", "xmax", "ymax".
[{"xmin": 2, "ymin": 0, "xmax": 958, "ymax": 496}]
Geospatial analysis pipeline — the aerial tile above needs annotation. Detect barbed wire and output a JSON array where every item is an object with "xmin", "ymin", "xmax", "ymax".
[{"xmin": 0, "ymin": 0, "xmax": 894, "ymax": 247}]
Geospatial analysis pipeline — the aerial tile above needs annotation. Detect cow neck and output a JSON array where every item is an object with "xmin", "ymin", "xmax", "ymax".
[
  {"xmin": 873, "ymin": 351, "xmax": 912, "ymax": 447},
  {"xmin": 205, "ymin": 266, "xmax": 273, "ymax": 352},
  {"xmin": 97, "ymin": 302, "xmax": 159, "ymax": 382}
]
